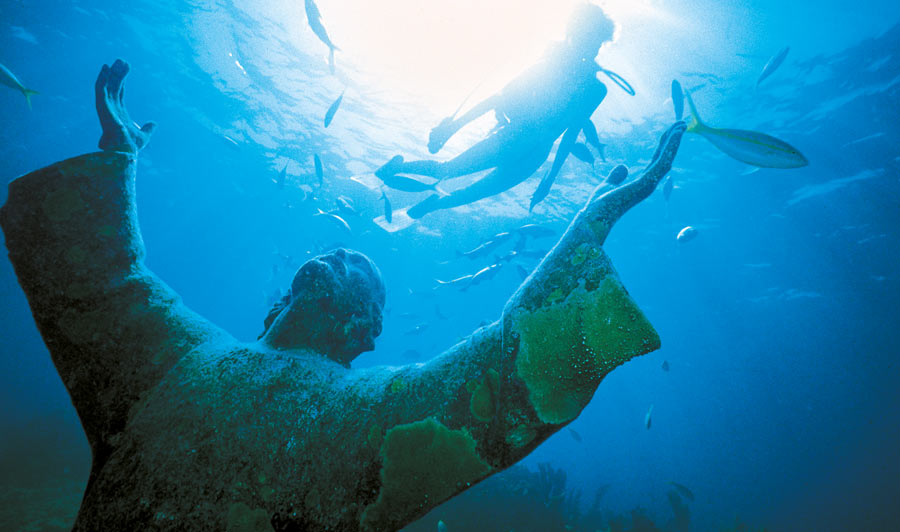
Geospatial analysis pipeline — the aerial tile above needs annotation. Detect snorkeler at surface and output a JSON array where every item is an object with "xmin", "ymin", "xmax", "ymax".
[
  {"xmin": 375, "ymin": 3, "xmax": 619, "ymax": 219},
  {"xmin": 0, "ymin": 59, "xmax": 685, "ymax": 531}
]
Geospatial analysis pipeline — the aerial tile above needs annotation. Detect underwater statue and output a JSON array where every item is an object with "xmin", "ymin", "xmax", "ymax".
[{"xmin": 0, "ymin": 60, "xmax": 685, "ymax": 531}]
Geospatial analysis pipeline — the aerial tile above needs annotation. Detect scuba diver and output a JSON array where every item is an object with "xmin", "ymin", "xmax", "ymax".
[{"xmin": 375, "ymin": 3, "xmax": 629, "ymax": 219}]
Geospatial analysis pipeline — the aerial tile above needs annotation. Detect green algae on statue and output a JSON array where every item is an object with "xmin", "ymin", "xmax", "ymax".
[{"xmin": 0, "ymin": 59, "xmax": 685, "ymax": 531}]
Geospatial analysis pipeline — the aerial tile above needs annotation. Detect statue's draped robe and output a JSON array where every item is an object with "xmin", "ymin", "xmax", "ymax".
[{"xmin": 1, "ymin": 124, "xmax": 682, "ymax": 531}]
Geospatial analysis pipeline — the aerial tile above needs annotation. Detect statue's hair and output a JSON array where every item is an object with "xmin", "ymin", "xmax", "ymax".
[{"xmin": 258, "ymin": 248, "xmax": 385, "ymax": 339}]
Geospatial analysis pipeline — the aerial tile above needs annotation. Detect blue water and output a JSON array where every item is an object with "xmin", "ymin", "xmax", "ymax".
[{"xmin": 1, "ymin": 0, "xmax": 899, "ymax": 530}]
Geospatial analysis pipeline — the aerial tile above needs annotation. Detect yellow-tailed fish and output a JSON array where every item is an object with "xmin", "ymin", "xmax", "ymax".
[
  {"xmin": 1, "ymin": 62, "xmax": 38, "ymax": 109},
  {"xmin": 684, "ymin": 91, "xmax": 808, "ymax": 169}
]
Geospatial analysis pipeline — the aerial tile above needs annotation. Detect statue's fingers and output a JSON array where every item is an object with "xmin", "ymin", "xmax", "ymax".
[
  {"xmin": 95, "ymin": 64, "xmax": 110, "ymax": 93},
  {"xmin": 108, "ymin": 59, "xmax": 130, "ymax": 103},
  {"xmin": 140, "ymin": 122, "xmax": 157, "ymax": 135},
  {"xmin": 95, "ymin": 64, "xmax": 116, "ymax": 125}
]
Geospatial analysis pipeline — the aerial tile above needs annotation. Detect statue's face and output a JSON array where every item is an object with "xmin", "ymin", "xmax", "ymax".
[{"xmin": 289, "ymin": 249, "xmax": 385, "ymax": 365}]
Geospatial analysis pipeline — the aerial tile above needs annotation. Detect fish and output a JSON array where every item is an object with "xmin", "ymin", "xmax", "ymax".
[
  {"xmin": 570, "ymin": 142, "xmax": 594, "ymax": 165},
  {"xmin": 221, "ymin": 134, "xmax": 241, "ymax": 151},
  {"xmin": 381, "ymin": 189, "xmax": 393, "ymax": 224},
  {"xmin": 757, "ymin": 46, "xmax": 790, "ymax": 87},
  {"xmin": 458, "ymin": 232, "xmax": 514, "ymax": 259},
  {"xmin": 314, "ymin": 208, "xmax": 351, "ymax": 234},
  {"xmin": 435, "ymin": 274, "xmax": 474, "ymax": 287},
  {"xmin": 676, "ymin": 226, "xmax": 698, "ymax": 243},
  {"xmin": 684, "ymin": 90, "xmax": 808, "ymax": 168},
  {"xmin": 462, "ymin": 263, "xmax": 504, "ymax": 291},
  {"xmin": 645, "ymin": 404, "xmax": 653, "ymax": 430},
  {"xmin": 324, "ymin": 89, "xmax": 345, "ymax": 128},
  {"xmin": 380, "ymin": 174, "xmax": 444, "ymax": 194},
  {"xmin": 437, "ymin": 520, "xmax": 447, "ymax": 532},
  {"xmin": 605, "ymin": 164, "xmax": 628, "ymax": 186},
  {"xmin": 304, "ymin": 0, "xmax": 340, "ymax": 74},
  {"xmin": 274, "ymin": 162, "xmax": 288, "ymax": 188},
  {"xmin": 669, "ymin": 481, "xmax": 695, "ymax": 502},
  {"xmin": 514, "ymin": 223, "xmax": 555, "ymax": 239},
  {"xmin": 662, "ymin": 175, "xmax": 673, "ymax": 201},
  {"xmin": 0, "ymin": 62, "xmax": 38, "ymax": 109},
  {"xmin": 568, "ymin": 428, "xmax": 582, "ymax": 443},
  {"xmin": 404, "ymin": 323, "xmax": 429, "ymax": 336},
  {"xmin": 661, "ymin": 360, "xmax": 670, "ymax": 372},
  {"xmin": 314, "ymin": 154, "xmax": 324, "ymax": 186},
  {"xmin": 581, "ymin": 119, "xmax": 607, "ymax": 160},
  {"xmin": 334, "ymin": 195, "xmax": 358, "ymax": 217},
  {"xmin": 671, "ymin": 79, "xmax": 684, "ymax": 120}
]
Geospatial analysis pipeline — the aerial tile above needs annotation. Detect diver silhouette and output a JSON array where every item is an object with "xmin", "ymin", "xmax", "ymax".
[
  {"xmin": 376, "ymin": 3, "xmax": 622, "ymax": 219},
  {"xmin": 0, "ymin": 60, "xmax": 684, "ymax": 531}
]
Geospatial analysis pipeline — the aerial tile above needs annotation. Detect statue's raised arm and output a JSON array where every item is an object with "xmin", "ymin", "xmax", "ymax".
[
  {"xmin": 0, "ymin": 60, "xmax": 227, "ymax": 461},
  {"xmin": 360, "ymin": 122, "xmax": 685, "ymax": 531}
]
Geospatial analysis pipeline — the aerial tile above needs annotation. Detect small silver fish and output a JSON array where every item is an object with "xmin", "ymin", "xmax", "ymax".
[
  {"xmin": 435, "ymin": 274, "xmax": 475, "ymax": 287},
  {"xmin": 0, "ymin": 62, "xmax": 38, "ymax": 109},
  {"xmin": 314, "ymin": 154, "xmax": 324, "ymax": 186},
  {"xmin": 324, "ymin": 89, "xmax": 345, "ymax": 128},
  {"xmin": 462, "ymin": 263, "xmax": 504, "ymax": 291},
  {"xmin": 757, "ymin": 46, "xmax": 790, "ymax": 87},
  {"xmin": 661, "ymin": 360, "xmax": 670, "ymax": 372},
  {"xmin": 304, "ymin": 0, "xmax": 340, "ymax": 74},
  {"xmin": 676, "ymin": 226, "xmax": 698, "ymax": 243},
  {"xmin": 514, "ymin": 223, "xmax": 555, "ymax": 239},
  {"xmin": 645, "ymin": 404, "xmax": 653, "ymax": 429},
  {"xmin": 221, "ymin": 134, "xmax": 241, "ymax": 151},
  {"xmin": 314, "ymin": 208, "xmax": 351, "ymax": 234},
  {"xmin": 458, "ymin": 232, "xmax": 514, "ymax": 259}
]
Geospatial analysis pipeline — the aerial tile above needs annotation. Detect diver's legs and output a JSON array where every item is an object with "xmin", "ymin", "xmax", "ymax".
[
  {"xmin": 407, "ymin": 141, "xmax": 552, "ymax": 219},
  {"xmin": 376, "ymin": 132, "xmax": 507, "ymax": 180}
]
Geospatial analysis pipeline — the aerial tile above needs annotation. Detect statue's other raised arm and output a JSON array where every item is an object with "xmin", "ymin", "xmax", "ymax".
[
  {"xmin": 0, "ymin": 60, "xmax": 227, "ymax": 461},
  {"xmin": 358, "ymin": 122, "xmax": 686, "ymax": 532}
]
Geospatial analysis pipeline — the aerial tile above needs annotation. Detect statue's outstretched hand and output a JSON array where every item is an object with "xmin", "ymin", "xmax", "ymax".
[{"xmin": 95, "ymin": 59, "xmax": 156, "ymax": 153}]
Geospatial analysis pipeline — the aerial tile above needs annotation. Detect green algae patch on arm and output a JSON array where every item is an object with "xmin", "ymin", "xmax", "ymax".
[
  {"xmin": 513, "ymin": 276, "xmax": 660, "ymax": 425},
  {"xmin": 360, "ymin": 417, "xmax": 490, "ymax": 531},
  {"xmin": 469, "ymin": 369, "xmax": 500, "ymax": 423}
]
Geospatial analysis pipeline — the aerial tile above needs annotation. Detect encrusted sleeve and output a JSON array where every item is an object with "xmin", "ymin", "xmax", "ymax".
[{"xmin": 0, "ymin": 151, "xmax": 228, "ymax": 452}]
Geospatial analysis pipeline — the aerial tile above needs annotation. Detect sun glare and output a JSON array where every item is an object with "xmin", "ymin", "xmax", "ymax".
[{"xmin": 328, "ymin": 0, "xmax": 582, "ymax": 111}]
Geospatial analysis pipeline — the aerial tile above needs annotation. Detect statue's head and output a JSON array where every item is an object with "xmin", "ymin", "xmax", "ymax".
[
  {"xmin": 566, "ymin": 3, "xmax": 617, "ymax": 57},
  {"xmin": 259, "ymin": 248, "xmax": 385, "ymax": 367}
]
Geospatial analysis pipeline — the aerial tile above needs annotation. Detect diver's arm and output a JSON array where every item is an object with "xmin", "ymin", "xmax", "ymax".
[
  {"xmin": 0, "ymin": 61, "xmax": 227, "ymax": 453},
  {"xmin": 428, "ymin": 94, "xmax": 502, "ymax": 153}
]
